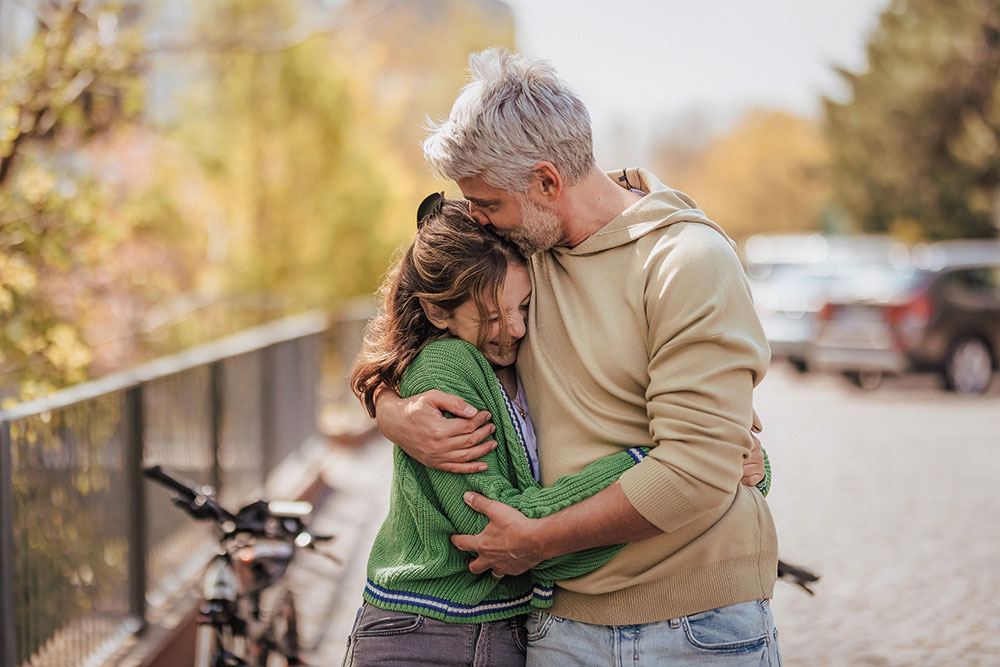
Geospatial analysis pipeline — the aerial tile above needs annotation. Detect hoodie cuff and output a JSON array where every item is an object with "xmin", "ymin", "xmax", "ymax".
[{"xmin": 618, "ymin": 458, "xmax": 703, "ymax": 534}]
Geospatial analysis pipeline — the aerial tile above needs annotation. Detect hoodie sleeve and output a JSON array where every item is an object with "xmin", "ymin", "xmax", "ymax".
[{"xmin": 617, "ymin": 223, "xmax": 770, "ymax": 533}]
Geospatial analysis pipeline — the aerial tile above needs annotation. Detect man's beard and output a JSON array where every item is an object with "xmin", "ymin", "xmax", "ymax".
[{"xmin": 504, "ymin": 196, "xmax": 563, "ymax": 256}]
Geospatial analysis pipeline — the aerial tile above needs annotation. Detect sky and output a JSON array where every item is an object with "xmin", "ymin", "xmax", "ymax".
[{"xmin": 502, "ymin": 0, "xmax": 892, "ymax": 166}]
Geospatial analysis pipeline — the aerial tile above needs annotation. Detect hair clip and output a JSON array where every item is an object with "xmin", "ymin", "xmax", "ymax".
[{"xmin": 416, "ymin": 191, "xmax": 445, "ymax": 229}]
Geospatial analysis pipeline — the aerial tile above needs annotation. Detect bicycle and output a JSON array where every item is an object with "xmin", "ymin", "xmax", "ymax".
[{"xmin": 144, "ymin": 465, "xmax": 338, "ymax": 667}]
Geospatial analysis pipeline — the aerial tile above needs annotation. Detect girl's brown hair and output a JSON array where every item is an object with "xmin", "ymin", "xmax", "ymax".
[{"xmin": 350, "ymin": 198, "xmax": 525, "ymax": 416}]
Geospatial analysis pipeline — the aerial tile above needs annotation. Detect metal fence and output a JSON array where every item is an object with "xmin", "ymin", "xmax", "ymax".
[{"xmin": 0, "ymin": 311, "xmax": 328, "ymax": 667}]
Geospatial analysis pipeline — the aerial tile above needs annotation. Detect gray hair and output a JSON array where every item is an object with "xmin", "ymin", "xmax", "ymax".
[{"xmin": 423, "ymin": 48, "xmax": 595, "ymax": 193}]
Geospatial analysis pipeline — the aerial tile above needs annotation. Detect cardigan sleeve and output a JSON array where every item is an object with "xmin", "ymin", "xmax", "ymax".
[
  {"xmin": 757, "ymin": 447, "xmax": 771, "ymax": 497},
  {"xmin": 400, "ymin": 339, "xmax": 647, "ymax": 581}
]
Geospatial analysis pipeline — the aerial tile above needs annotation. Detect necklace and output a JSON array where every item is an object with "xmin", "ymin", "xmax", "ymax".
[{"xmin": 512, "ymin": 393, "xmax": 526, "ymax": 419}]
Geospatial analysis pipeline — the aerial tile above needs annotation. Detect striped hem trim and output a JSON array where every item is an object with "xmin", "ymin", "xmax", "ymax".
[
  {"xmin": 626, "ymin": 447, "xmax": 648, "ymax": 464},
  {"xmin": 364, "ymin": 579, "xmax": 552, "ymax": 619}
]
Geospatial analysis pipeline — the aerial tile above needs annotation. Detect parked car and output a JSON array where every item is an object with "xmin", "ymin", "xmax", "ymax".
[
  {"xmin": 749, "ymin": 263, "xmax": 845, "ymax": 372},
  {"xmin": 807, "ymin": 241, "xmax": 1000, "ymax": 393},
  {"xmin": 743, "ymin": 233, "xmax": 910, "ymax": 373}
]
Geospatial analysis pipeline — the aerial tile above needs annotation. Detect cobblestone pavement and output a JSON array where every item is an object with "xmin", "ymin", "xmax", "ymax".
[
  {"xmin": 759, "ymin": 366, "xmax": 1000, "ymax": 666},
  {"xmin": 300, "ymin": 366, "xmax": 1000, "ymax": 666}
]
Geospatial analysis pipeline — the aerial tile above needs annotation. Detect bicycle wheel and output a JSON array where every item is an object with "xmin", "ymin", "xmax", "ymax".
[
  {"xmin": 259, "ymin": 589, "xmax": 302, "ymax": 666},
  {"xmin": 194, "ymin": 624, "xmax": 215, "ymax": 667},
  {"xmin": 195, "ymin": 622, "xmax": 249, "ymax": 667}
]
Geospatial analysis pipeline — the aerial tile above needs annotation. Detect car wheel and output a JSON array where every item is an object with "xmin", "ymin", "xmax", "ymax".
[
  {"xmin": 789, "ymin": 358, "xmax": 809, "ymax": 374},
  {"xmin": 943, "ymin": 337, "xmax": 994, "ymax": 395},
  {"xmin": 842, "ymin": 370, "xmax": 883, "ymax": 390}
]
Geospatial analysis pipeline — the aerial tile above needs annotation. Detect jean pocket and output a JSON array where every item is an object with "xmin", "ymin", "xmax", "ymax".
[
  {"xmin": 681, "ymin": 600, "xmax": 769, "ymax": 654},
  {"xmin": 352, "ymin": 604, "xmax": 424, "ymax": 637},
  {"xmin": 525, "ymin": 611, "xmax": 556, "ymax": 643},
  {"xmin": 510, "ymin": 618, "xmax": 528, "ymax": 653}
]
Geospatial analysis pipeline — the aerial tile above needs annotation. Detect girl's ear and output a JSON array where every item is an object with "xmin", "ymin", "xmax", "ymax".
[{"xmin": 419, "ymin": 298, "xmax": 451, "ymax": 330}]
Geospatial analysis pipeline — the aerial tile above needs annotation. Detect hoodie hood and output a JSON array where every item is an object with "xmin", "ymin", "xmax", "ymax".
[{"xmin": 555, "ymin": 167, "xmax": 735, "ymax": 256}]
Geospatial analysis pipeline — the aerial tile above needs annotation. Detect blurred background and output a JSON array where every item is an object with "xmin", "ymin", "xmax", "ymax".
[{"xmin": 2, "ymin": 1, "xmax": 999, "ymax": 665}]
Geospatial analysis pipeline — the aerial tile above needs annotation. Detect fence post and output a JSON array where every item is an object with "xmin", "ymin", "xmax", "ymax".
[
  {"xmin": 209, "ymin": 362, "xmax": 223, "ymax": 495},
  {"xmin": 1, "ymin": 421, "xmax": 17, "ymax": 667},
  {"xmin": 260, "ymin": 344, "xmax": 277, "ymax": 480},
  {"xmin": 124, "ymin": 387, "xmax": 147, "ymax": 627}
]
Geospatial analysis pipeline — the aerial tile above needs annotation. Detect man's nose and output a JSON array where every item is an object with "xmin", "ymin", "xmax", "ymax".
[{"xmin": 468, "ymin": 204, "xmax": 489, "ymax": 226}]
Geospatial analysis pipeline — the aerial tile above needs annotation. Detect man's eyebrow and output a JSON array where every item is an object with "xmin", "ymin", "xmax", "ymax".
[{"xmin": 466, "ymin": 196, "xmax": 500, "ymax": 207}]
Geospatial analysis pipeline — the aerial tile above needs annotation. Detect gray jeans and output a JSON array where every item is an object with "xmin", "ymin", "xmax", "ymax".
[{"xmin": 342, "ymin": 602, "xmax": 528, "ymax": 667}]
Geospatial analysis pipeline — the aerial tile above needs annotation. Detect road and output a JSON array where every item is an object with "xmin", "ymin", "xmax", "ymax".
[
  {"xmin": 760, "ymin": 365, "xmax": 1000, "ymax": 666},
  {"xmin": 307, "ymin": 365, "xmax": 1000, "ymax": 666}
]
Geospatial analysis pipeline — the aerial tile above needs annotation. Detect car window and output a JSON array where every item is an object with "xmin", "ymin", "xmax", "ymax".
[
  {"xmin": 826, "ymin": 264, "xmax": 923, "ymax": 301},
  {"xmin": 942, "ymin": 266, "xmax": 1000, "ymax": 305}
]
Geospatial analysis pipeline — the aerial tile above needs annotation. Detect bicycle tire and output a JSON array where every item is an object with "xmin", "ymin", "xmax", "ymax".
[
  {"xmin": 193, "ymin": 624, "xmax": 215, "ymax": 667},
  {"xmin": 195, "ymin": 622, "xmax": 251, "ymax": 667},
  {"xmin": 255, "ymin": 589, "xmax": 302, "ymax": 666}
]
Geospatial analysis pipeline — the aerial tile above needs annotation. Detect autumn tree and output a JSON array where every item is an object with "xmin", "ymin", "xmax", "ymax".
[
  {"xmin": 825, "ymin": 0, "xmax": 1000, "ymax": 239},
  {"xmin": 0, "ymin": 1, "xmax": 199, "ymax": 399},
  {"xmin": 653, "ymin": 110, "xmax": 832, "ymax": 240}
]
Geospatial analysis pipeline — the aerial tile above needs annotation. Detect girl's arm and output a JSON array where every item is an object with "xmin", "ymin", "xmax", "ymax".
[{"xmin": 400, "ymin": 340, "xmax": 646, "ymax": 581}]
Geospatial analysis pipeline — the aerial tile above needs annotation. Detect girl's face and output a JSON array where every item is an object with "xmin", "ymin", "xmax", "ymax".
[{"xmin": 441, "ymin": 263, "xmax": 531, "ymax": 368}]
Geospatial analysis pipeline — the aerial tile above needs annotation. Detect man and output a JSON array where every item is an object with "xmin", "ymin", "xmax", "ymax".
[{"xmin": 376, "ymin": 48, "xmax": 779, "ymax": 664}]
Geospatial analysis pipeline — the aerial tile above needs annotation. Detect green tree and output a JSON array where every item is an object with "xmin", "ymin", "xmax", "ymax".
[
  {"xmin": 825, "ymin": 0, "xmax": 1000, "ymax": 239},
  {"xmin": 160, "ymin": 0, "xmax": 413, "ymax": 314},
  {"xmin": 168, "ymin": 0, "xmax": 516, "ymax": 314}
]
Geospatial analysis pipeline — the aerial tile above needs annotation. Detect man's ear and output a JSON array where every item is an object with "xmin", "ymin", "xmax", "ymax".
[
  {"xmin": 530, "ymin": 161, "xmax": 563, "ymax": 201},
  {"xmin": 419, "ymin": 298, "xmax": 450, "ymax": 330}
]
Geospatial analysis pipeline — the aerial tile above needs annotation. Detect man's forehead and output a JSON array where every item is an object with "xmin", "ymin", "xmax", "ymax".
[{"xmin": 458, "ymin": 176, "xmax": 508, "ymax": 203}]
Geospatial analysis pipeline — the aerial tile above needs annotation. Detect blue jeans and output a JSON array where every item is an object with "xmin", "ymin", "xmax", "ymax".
[
  {"xmin": 342, "ymin": 602, "xmax": 527, "ymax": 667},
  {"xmin": 525, "ymin": 599, "xmax": 780, "ymax": 666}
]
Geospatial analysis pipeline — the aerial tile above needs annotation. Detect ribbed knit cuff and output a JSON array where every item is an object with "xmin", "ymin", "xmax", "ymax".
[{"xmin": 618, "ymin": 458, "xmax": 704, "ymax": 533}]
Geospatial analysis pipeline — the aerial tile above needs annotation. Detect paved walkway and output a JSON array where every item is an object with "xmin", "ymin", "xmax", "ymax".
[
  {"xmin": 292, "ymin": 364, "xmax": 1000, "ymax": 666},
  {"xmin": 286, "ymin": 436, "xmax": 393, "ymax": 666}
]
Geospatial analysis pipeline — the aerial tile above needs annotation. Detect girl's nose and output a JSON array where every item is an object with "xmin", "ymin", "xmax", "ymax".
[{"xmin": 509, "ymin": 312, "xmax": 527, "ymax": 339}]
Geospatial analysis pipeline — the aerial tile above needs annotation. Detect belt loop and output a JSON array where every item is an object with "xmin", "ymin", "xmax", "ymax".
[{"xmin": 668, "ymin": 617, "xmax": 681, "ymax": 629}]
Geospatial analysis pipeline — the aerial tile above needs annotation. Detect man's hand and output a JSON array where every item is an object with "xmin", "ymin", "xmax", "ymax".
[
  {"xmin": 741, "ymin": 433, "xmax": 765, "ymax": 487},
  {"xmin": 449, "ymin": 492, "xmax": 543, "ymax": 577},
  {"xmin": 451, "ymin": 483, "xmax": 660, "ymax": 577},
  {"xmin": 375, "ymin": 389, "xmax": 497, "ymax": 473}
]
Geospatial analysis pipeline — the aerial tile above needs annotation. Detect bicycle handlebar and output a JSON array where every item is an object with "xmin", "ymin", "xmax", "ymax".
[
  {"xmin": 144, "ymin": 465, "xmax": 235, "ymax": 523},
  {"xmin": 144, "ymin": 464, "xmax": 199, "ymax": 499},
  {"xmin": 143, "ymin": 465, "xmax": 337, "ymax": 551}
]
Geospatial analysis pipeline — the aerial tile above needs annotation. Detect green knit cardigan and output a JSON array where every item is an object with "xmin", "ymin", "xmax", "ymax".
[{"xmin": 362, "ymin": 338, "xmax": 651, "ymax": 623}]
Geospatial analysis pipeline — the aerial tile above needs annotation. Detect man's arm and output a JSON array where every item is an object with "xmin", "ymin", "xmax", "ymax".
[
  {"xmin": 450, "ymin": 434, "xmax": 766, "ymax": 576},
  {"xmin": 451, "ymin": 481, "xmax": 657, "ymax": 576},
  {"xmin": 374, "ymin": 387, "xmax": 498, "ymax": 473}
]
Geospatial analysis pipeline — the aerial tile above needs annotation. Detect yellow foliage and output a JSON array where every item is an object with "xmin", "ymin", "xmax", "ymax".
[
  {"xmin": 655, "ymin": 110, "xmax": 832, "ymax": 240},
  {"xmin": 0, "ymin": 253, "xmax": 39, "ymax": 293},
  {"xmin": 18, "ymin": 165, "xmax": 57, "ymax": 205}
]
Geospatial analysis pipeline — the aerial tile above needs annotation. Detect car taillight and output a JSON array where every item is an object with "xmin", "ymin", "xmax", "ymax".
[
  {"xmin": 885, "ymin": 293, "xmax": 932, "ymax": 326},
  {"xmin": 818, "ymin": 302, "xmax": 836, "ymax": 321}
]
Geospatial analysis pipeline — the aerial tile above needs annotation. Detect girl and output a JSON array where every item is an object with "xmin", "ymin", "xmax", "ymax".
[{"xmin": 346, "ymin": 195, "xmax": 652, "ymax": 667}]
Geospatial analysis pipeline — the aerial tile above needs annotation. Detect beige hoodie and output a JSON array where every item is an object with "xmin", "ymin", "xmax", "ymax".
[{"xmin": 517, "ymin": 167, "xmax": 777, "ymax": 625}]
